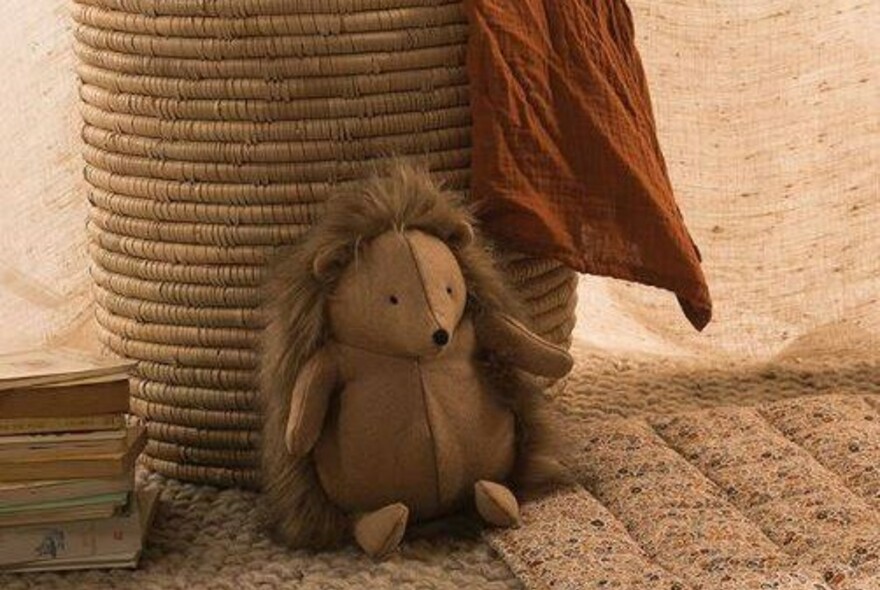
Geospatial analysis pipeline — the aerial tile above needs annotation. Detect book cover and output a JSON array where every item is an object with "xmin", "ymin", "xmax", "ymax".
[
  {"xmin": 0, "ymin": 489, "xmax": 158, "ymax": 569},
  {"xmin": 0, "ymin": 500, "xmax": 121, "ymax": 528},
  {"xmin": 0, "ymin": 348, "xmax": 133, "ymax": 391},
  {"xmin": 0, "ymin": 428, "xmax": 128, "ymax": 461},
  {"xmin": 0, "ymin": 427, "xmax": 126, "ymax": 447},
  {"xmin": 3, "ymin": 551, "xmax": 141, "ymax": 573},
  {"xmin": 0, "ymin": 475, "xmax": 132, "ymax": 507},
  {"xmin": 0, "ymin": 425, "xmax": 146, "ymax": 482},
  {"xmin": 0, "ymin": 492, "xmax": 130, "ymax": 527},
  {"xmin": 0, "ymin": 378, "xmax": 130, "ymax": 420},
  {"xmin": 0, "ymin": 492, "xmax": 129, "ymax": 515},
  {"xmin": 0, "ymin": 414, "xmax": 125, "ymax": 436}
]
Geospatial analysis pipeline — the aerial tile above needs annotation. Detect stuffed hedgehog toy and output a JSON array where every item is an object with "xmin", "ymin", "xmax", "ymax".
[{"xmin": 260, "ymin": 163, "xmax": 573, "ymax": 557}]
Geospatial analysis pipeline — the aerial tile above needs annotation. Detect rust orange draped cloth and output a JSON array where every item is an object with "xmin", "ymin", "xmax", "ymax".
[{"xmin": 465, "ymin": 0, "xmax": 712, "ymax": 329}]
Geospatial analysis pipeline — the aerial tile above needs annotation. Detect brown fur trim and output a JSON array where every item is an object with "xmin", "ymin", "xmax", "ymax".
[
  {"xmin": 511, "ymin": 383, "xmax": 576, "ymax": 497},
  {"xmin": 259, "ymin": 161, "xmax": 563, "ymax": 548},
  {"xmin": 259, "ymin": 240, "xmax": 349, "ymax": 548}
]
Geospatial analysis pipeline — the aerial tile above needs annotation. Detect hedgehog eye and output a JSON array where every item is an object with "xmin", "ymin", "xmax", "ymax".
[
  {"xmin": 446, "ymin": 286, "xmax": 453, "ymax": 296},
  {"xmin": 389, "ymin": 295, "xmax": 399, "ymax": 305}
]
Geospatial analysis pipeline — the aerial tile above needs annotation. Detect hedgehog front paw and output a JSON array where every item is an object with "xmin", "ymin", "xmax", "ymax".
[
  {"xmin": 353, "ymin": 503, "xmax": 409, "ymax": 558},
  {"xmin": 474, "ymin": 480, "xmax": 521, "ymax": 527}
]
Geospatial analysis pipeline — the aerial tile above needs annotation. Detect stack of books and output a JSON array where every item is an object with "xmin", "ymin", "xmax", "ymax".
[{"xmin": 0, "ymin": 348, "xmax": 156, "ymax": 572}]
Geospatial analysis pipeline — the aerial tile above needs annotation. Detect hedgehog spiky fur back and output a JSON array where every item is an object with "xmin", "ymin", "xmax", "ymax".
[{"xmin": 259, "ymin": 162, "xmax": 567, "ymax": 548}]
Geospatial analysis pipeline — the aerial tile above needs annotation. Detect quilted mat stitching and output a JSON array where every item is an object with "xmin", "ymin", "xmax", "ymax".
[{"xmin": 487, "ymin": 393, "xmax": 880, "ymax": 590}]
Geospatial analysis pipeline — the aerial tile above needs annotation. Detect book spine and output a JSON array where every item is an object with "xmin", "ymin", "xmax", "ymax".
[
  {"xmin": 0, "ymin": 441, "xmax": 124, "ymax": 462},
  {"xmin": 0, "ymin": 492, "xmax": 129, "ymax": 515},
  {"xmin": 0, "ymin": 415, "xmax": 123, "ymax": 436},
  {"xmin": 0, "ymin": 503, "xmax": 140, "ymax": 566},
  {"xmin": 0, "ymin": 475, "xmax": 133, "ymax": 506}
]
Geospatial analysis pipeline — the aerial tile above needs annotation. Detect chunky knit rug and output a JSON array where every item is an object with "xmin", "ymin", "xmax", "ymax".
[
  {"xmin": 2, "ymin": 347, "xmax": 878, "ymax": 590},
  {"xmin": 1, "ymin": 472, "xmax": 516, "ymax": 590}
]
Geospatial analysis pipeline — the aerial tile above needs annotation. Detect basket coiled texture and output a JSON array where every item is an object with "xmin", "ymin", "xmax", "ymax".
[{"xmin": 74, "ymin": 0, "xmax": 578, "ymax": 488}]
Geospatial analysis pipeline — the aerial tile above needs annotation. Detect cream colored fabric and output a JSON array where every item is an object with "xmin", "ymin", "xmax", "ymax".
[
  {"xmin": 1, "ymin": 0, "xmax": 875, "ymax": 363},
  {"xmin": 0, "ymin": 1, "xmax": 91, "ymax": 355},
  {"xmin": 573, "ymin": 0, "xmax": 878, "ymax": 361},
  {"xmin": 0, "ymin": 0, "xmax": 876, "ymax": 585}
]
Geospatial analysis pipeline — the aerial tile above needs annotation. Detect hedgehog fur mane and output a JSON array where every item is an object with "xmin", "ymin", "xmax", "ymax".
[{"xmin": 259, "ymin": 162, "xmax": 567, "ymax": 549}]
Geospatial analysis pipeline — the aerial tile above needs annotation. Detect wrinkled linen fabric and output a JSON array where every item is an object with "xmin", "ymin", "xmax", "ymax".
[{"xmin": 466, "ymin": 0, "xmax": 711, "ymax": 328}]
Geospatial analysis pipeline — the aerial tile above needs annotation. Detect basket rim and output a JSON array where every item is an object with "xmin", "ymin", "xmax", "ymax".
[
  {"xmin": 96, "ymin": 306, "xmax": 259, "ymax": 349},
  {"xmin": 80, "ymin": 102, "xmax": 472, "ymax": 142},
  {"xmin": 142, "ymin": 422, "xmax": 258, "ymax": 449},
  {"xmin": 80, "ymin": 83, "xmax": 470, "ymax": 123},
  {"xmin": 134, "ymin": 361, "xmax": 258, "ymax": 390},
  {"xmin": 524, "ymin": 276, "xmax": 580, "ymax": 316},
  {"xmin": 500, "ymin": 256, "xmax": 565, "ymax": 280},
  {"xmin": 131, "ymin": 396, "xmax": 261, "ymax": 429},
  {"xmin": 91, "ymin": 245, "xmax": 267, "ymax": 287},
  {"xmin": 82, "ymin": 142, "xmax": 472, "ymax": 184},
  {"xmin": 516, "ymin": 267, "xmax": 579, "ymax": 301},
  {"xmin": 531, "ymin": 295, "xmax": 579, "ymax": 336},
  {"xmin": 74, "ymin": 0, "xmax": 460, "ymax": 18},
  {"xmin": 81, "ymin": 122, "xmax": 472, "ymax": 165},
  {"xmin": 75, "ymin": 21, "xmax": 468, "ymax": 60},
  {"xmin": 131, "ymin": 376, "xmax": 257, "ymax": 411},
  {"xmin": 140, "ymin": 454, "xmax": 258, "ymax": 488},
  {"xmin": 72, "ymin": 2, "xmax": 465, "ymax": 39},
  {"xmin": 74, "ymin": 40, "xmax": 466, "ymax": 79},
  {"xmin": 145, "ymin": 440, "xmax": 258, "ymax": 469},
  {"xmin": 541, "ymin": 316, "xmax": 577, "ymax": 348},
  {"xmin": 76, "ymin": 62, "xmax": 468, "ymax": 100},
  {"xmin": 89, "ymin": 223, "xmax": 276, "ymax": 265},
  {"xmin": 83, "ymin": 165, "xmax": 470, "ymax": 205},
  {"xmin": 94, "ymin": 284, "xmax": 263, "ymax": 328},
  {"xmin": 99, "ymin": 325, "xmax": 258, "ymax": 369},
  {"xmin": 91, "ymin": 261, "xmax": 262, "ymax": 307},
  {"xmin": 90, "ymin": 206, "xmax": 310, "ymax": 246},
  {"xmin": 88, "ymin": 188, "xmax": 320, "ymax": 225}
]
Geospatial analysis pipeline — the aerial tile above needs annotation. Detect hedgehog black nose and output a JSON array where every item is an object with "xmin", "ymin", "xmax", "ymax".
[{"xmin": 432, "ymin": 329, "xmax": 449, "ymax": 347}]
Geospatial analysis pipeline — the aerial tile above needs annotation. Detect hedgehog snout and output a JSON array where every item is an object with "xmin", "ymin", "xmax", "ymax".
[{"xmin": 432, "ymin": 329, "xmax": 450, "ymax": 347}]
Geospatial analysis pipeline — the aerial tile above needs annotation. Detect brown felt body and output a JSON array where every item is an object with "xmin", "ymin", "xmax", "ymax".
[
  {"xmin": 314, "ymin": 322, "xmax": 516, "ymax": 521},
  {"xmin": 262, "ymin": 164, "xmax": 571, "ymax": 550},
  {"xmin": 287, "ymin": 229, "xmax": 565, "ymax": 526}
]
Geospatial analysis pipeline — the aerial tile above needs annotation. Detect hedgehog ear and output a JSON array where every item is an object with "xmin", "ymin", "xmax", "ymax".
[
  {"xmin": 447, "ymin": 220, "xmax": 474, "ymax": 249},
  {"xmin": 312, "ymin": 246, "xmax": 347, "ymax": 282}
]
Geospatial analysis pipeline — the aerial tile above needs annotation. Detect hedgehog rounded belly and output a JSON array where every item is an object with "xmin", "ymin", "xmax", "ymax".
[{"xmin": 312, "ymin": 357, "xmax": 515, "ymax": 521}]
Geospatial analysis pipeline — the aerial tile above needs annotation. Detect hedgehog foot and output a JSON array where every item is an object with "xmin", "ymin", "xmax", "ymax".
[
  {"xmin": 353, "ymin": 503, "xmax": 409, "ymax": 558},
  {"xmin": 474, "ymin": 480, "xmax": 521, "ymax": 527}
]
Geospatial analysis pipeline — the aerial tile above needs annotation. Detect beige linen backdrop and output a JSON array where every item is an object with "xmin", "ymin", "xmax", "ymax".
[{"xmin": 0, "ymin": 1, "xmax": 877, "ymax": 366}]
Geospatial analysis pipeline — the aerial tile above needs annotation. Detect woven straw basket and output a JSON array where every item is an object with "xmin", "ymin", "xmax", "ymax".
[{"xmin": 74, "ymin": 0, "xmax": 578, "ymax": 488}]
